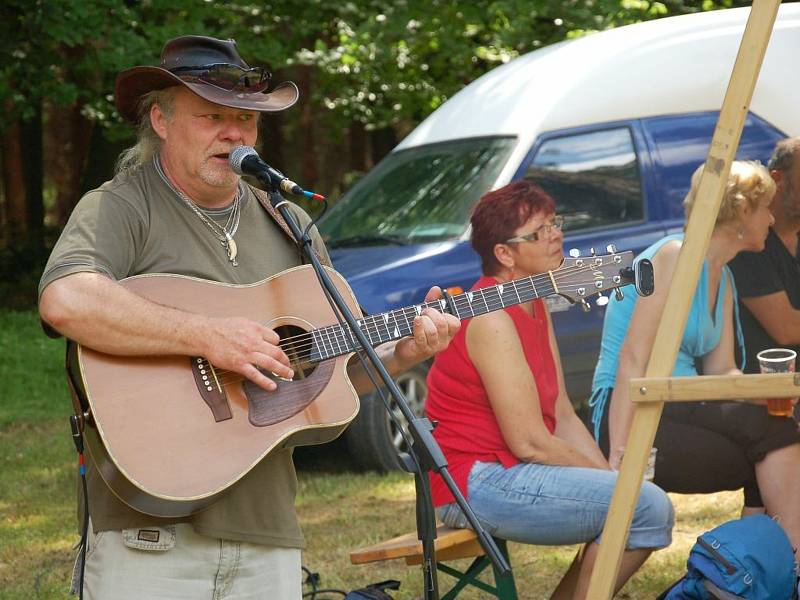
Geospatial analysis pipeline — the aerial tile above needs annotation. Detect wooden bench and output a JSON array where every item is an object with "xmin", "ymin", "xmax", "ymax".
[{"xmin": 350, "ymin": 524, "xmax": 518, "ymax": 599}]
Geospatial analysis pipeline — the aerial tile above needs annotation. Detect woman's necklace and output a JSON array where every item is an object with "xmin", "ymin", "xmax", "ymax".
[{"xmin": 154, "ymin": 156, "xmax": 242, "ymax": 266}]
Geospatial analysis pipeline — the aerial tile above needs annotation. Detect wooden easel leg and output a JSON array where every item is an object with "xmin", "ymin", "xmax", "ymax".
[{"xmin": 584, "ymin": 2, "xmax": 782, "ymax": 597}]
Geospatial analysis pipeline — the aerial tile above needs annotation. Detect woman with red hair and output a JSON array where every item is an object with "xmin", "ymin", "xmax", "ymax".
[{"xmin": 425, "ymin": 181, "xmax": 673, "ymax": 599}]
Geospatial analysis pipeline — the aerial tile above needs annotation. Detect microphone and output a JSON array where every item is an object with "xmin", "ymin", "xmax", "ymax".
[{"xmin": 229, "ymin": 146, "xmax": 325, "ymax": 201}]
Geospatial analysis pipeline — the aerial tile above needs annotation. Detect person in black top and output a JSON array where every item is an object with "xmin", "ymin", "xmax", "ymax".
[{"xmin": 730, "ymin": 137, "xmax": 800, "ymax": 374}]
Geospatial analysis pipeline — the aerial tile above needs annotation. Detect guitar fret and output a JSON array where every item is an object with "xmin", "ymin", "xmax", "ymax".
[
  {"xmin": 340, "ymin": 325, "xmax": 352, "ymax": 352},
  {"xmin": 333, "ymin": 325, "xmax": 346, "ymax": 354},
  {"xmin": 500, "ymin": 283, "xmax": 514, "ymax": 308},
  {"xmin": 401, "ymin": 308, "xmax": 414, "ymax": 336},
  {"xmin": 311, "ymin": 327, "xmax": 322, "ymax": 360},
  {"xmin": 324, "ymin": 326, "xmax": 336, "ymax": 359},
  {"xmin": 364, "ymin": 316, "xmax": 377, "ymax": 346},
  {"xmin": 347, "ymin": 322, "xmax": 360, "ymax": 350},
  {"xmin": 451, "ymin": 297, "xmax": 467, "ymax": 320},
  {"xmin": 512, "ymin": 281, "xmax": 522, "ymax": 304},
  {"xmin": 380, "ymin": 313, "xmax": 392, "ymax": 343},
  {"xmin": 327, "ymin": 325, "xmax": 338, "ymax": 355},
  {"xmin": 465, "ymin": 291, "xmax": 475, "ymax": 317},
  {"xmin": 388, "ymin": 310, "xmax": 401, "ymax": 339},
  {"xmin": 310, "ymin": 329, "xmax": 323, "ymax": 361},
  {"xmin": 489, "ymin": 286, "xmax": 504, "ymax": 310}
]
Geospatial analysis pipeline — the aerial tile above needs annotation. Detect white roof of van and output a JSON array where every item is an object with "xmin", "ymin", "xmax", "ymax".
[{"xmin": 397, "ymin": 5, "xmax": 800, "ymax": 151}]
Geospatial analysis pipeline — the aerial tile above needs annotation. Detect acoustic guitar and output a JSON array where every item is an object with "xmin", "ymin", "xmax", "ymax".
[{"xmin": 69, "ymin": 250, "xmax": 651, "ymax": 517}]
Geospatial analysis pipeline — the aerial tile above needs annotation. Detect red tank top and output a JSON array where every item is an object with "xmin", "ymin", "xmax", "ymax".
[{"xmin": 425, "ymin": 276, "xmax": 559, "ymax": 506}]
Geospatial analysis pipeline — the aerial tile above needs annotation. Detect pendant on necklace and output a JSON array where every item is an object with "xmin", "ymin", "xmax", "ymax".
[{"xmin": 224, "ymin": 232, "xmax": 238, "ymax": 266}]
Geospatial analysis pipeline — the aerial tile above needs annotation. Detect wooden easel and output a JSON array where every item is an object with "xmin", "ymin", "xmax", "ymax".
[{"xmin": 585, "ymin": 2, "xmax": 795, "ymax": 597}]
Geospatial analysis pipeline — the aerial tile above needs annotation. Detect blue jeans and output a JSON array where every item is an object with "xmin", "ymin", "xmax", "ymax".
[{"xmin": 437, "ymin": 461, "xmax": 673, "ymax": 550}]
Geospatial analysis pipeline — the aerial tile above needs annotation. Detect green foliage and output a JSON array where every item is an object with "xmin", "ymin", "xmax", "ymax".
[
  {"xmin": 0, "ymin": 0, "xmax": 750, "ymax": 137},
  {"xmin": 0, "ymin": 311, "xmax": 70, "ymax": 426}
]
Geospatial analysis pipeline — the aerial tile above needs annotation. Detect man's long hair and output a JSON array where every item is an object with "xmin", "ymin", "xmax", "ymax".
[{"xmin": 115, "ymin": 87, "xmax": 178, "ymax": 174}]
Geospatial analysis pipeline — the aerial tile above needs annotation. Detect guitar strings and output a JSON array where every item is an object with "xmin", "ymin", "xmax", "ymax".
[
  {"xmin": 217, "ymin": 260, "xmax": 626, "ymax": 371},
  {"xmin": 212, "ymin": 275, "xmax": 622, "ymax": 382},
  {"xmin": 271, "ymin": 261, "xmax": 626, "ymax": 355},
  {"xmin": 205, "ymin": 261, "xmax": 631, "ymax": 386},
  {"xmin": 273, "ymin": 260, "xmax": 624, "ymax": 351}
]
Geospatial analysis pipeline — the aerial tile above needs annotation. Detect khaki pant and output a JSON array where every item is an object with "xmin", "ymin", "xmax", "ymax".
[{"xmin": 72, "ymin": 522, "xmax": 302, "ymax": 599}]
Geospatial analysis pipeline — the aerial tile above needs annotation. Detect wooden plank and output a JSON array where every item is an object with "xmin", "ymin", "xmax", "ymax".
[
  {"xmin": 586, "ymin": 2, "xmax": 782, "ymax": 598},
  {"xmin": 349, "ymin": 525, "xmax": 479, "ymax": 564},
  {"xmin": 632, "ymin": 373, "xmax": 800, "ymax": 402},
  {"xmin": 405, "ymin": 538, "xmax": 485, "ymax": 565}
]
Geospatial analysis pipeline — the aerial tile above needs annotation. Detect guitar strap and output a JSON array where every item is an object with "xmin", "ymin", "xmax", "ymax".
[
  {"xmin": 64, "ymin": 343, "xmax": 88, "ymax": 428},
  {"xmin": 249, "ymin": 185, "xmax": 324, "ymax": 265}
]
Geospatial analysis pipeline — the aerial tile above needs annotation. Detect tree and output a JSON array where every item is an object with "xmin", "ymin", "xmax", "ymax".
[{"xmin": 0, "ymin": 0, "xmax": 748, "ymax": 307}]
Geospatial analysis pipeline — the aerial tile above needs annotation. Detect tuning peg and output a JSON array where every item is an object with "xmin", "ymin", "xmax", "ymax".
[
  {"xmin": 580, "ymin": 299, "xmax": 591, "ymax": 313},
  {"xmin": 569, "ymin": 248, "xmax": 581, "ymax": 258},
  {"xmin": 606, "ymin": 244, "xmax": 617, "ymax": 254},
  {"xmin": 614, "ymin": 288, "xmax": 624, "ymax": 302},
  {"xmin": 596, "ymin": 295, "xmax": 609, "ymax": 307}
]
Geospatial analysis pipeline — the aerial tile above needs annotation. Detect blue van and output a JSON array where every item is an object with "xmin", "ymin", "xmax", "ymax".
[{"xmin": 318, "ymin": 5, "xmax": 800, "ymax": 470}]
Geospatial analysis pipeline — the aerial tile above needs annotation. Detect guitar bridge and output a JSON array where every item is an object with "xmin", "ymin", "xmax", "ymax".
[{"xmin": 190, "ymin": 357, "xmax": 232, "ymax": 422}]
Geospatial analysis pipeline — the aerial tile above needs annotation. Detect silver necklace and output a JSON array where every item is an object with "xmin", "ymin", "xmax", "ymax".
[{"xmin": 154, "ymin": 156, "xmax": 243, "ymax": 266}]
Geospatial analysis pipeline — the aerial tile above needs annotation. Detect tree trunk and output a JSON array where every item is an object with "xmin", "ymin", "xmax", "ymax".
[
  {"xmin": 349, "ymin": 122, "xmax": 369, "ymax": 173},
  {"xmin": 1, "ymin": 118, "xmax": 28, "ymax": 243},
  {"xmin": 260, "ymin": 107, "xmax": 285, "ymax": 170},
  {"xmin": 47, "ymin": 102, "xmax": 95, "ymax": 226},
  {"xmin": 81, "ymin": 127, "xmax": 129, "ymax": 193},
  {"xmin": 21, "ymin": 101, "xmax": 44, "ymax": 246},
  {"xmin": 370, "ymin": 127, "xmax": 397, "ymax": 166},
  {"xmin": 295, "ymin": 65, "xmax": 318, "ymax": 188}
]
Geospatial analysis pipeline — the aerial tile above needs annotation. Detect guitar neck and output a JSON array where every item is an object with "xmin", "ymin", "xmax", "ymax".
[{"xmin": 310, "ymin": 271, "xmax": 557, "ymax": 363}]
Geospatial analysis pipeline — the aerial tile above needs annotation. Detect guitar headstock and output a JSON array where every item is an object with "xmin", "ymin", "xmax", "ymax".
[{"xmin": 554, "ymin": 248, "xmax": 653, "ymax": 309}]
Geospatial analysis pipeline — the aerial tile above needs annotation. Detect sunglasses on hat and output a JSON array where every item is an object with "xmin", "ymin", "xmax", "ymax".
[{"xmin": 170, "ymin": 63, "xmax": 272, "ymax": 93}]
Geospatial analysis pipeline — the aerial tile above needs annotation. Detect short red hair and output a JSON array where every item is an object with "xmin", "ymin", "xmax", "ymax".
[{"xmin": 470, "ymin": 180, "xmax": 556, "ymax": 275}]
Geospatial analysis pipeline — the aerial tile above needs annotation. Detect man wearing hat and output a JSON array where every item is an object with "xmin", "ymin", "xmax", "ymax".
[{"xmin": 38, "ymin": 36, "xmax": 459, "ymax": 598}]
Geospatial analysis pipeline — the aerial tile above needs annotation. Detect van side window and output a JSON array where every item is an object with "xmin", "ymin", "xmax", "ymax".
[
  {"xmin": 524, "ymin": 128, "xmax": 643, "ymax": 232},
  {"xmin": 642, "ymin": 112, "xmax": 785, "ymax": 221}
]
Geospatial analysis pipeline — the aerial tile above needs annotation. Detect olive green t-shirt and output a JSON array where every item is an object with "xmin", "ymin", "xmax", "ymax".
[{"xmin": 39, "ymin": 160, "xmax": 331, "ymax": 548}]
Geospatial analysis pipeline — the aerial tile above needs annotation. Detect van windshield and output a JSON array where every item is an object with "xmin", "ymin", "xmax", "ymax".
[{"xmin": 320, "ymin": 137, "xmax": 516, "ymax": 247}]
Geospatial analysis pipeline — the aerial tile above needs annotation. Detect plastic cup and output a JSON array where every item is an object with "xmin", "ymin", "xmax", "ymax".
[{"xmin": 756, "ymin": 348, "xmax": 797, "ymax": 417}]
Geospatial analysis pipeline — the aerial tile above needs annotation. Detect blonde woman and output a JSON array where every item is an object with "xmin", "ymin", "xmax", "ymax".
[{"xmin": 590, "ymin": 160, "xmax": 800, "ymax": 550}]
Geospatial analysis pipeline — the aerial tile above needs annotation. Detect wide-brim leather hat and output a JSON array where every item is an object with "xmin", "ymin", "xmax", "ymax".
[{"xmin": 115, "ymin": 35, "xmax": 299, "ymax": 122}]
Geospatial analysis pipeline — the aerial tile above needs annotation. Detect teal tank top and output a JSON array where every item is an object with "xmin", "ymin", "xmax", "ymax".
[{"xmin": 589, "ymin": 233, "xmax": 745, "ymax": 439}]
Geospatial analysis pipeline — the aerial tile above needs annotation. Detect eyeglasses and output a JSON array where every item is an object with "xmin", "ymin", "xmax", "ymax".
[
  {"xmin": 171, "ymin": 63, "xmax": 272, "ymax": 93},
  {"xmin": 505, "ymin": 215, "xmax": 564, "ymax": 244}
]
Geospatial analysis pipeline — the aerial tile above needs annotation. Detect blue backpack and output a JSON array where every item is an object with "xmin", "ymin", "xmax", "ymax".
[{"xmin": 662, "ymin": 515, "xmax": 796, "ymax": 600}]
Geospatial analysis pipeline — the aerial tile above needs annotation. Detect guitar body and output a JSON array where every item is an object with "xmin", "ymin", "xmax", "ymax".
[
  {"xmin": 72, "ymin": 265, "xmax": 361, "ymax": 518},
  {"xmin": 67, "ymin": 250, "xmax": 645, "ymax": 519}
]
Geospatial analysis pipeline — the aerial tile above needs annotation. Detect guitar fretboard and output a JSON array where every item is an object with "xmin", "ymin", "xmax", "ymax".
[{"xmin": 308, "ymin": 272, "xmax": 558, "ymax": 363}]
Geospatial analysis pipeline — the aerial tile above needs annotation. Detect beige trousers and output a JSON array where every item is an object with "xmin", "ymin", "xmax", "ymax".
[{"xmin": 72, "ymin": 522, "xmax": 302, "ymax": 599}]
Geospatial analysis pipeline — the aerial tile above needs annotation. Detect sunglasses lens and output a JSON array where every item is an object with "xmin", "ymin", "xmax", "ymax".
[{"xmin": 178, "ymin": 65, "xmax": 271, "ymax": 93}]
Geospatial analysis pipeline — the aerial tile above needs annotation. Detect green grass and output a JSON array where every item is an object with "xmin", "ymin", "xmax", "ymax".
[{"xmin": 0, "ymin": 310, "xmax": 741, "ymax": 599}]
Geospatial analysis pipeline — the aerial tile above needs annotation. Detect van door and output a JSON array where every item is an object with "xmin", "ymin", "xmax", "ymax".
[
  {"xmin": 640, "ymin": 111, "xmax": 786, "ymax": 235},
  {"xmin": 514, "ymin": 122, "xmax": 664, "ymax": 405}
]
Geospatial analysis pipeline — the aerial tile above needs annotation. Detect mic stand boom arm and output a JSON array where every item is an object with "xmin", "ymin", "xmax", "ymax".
[{"xmin": 264, "ymin": 187, "xmax": 511, "ymax": 600}]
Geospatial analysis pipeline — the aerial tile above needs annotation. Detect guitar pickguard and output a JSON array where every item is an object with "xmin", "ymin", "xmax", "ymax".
[{"xmin": 244, "ymin": 359, "xmax": 335, "ymax": 426}]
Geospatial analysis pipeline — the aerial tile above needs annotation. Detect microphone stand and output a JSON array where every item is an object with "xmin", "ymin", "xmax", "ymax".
[{"xmin": 264, "ymin": 186, "xmax": 511, "ymax": 599}]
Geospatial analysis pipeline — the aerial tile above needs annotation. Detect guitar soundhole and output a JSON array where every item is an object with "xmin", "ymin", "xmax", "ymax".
[{"xmin": 275, "ymin": 324, "xmax": 317, "ymax": 379}]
